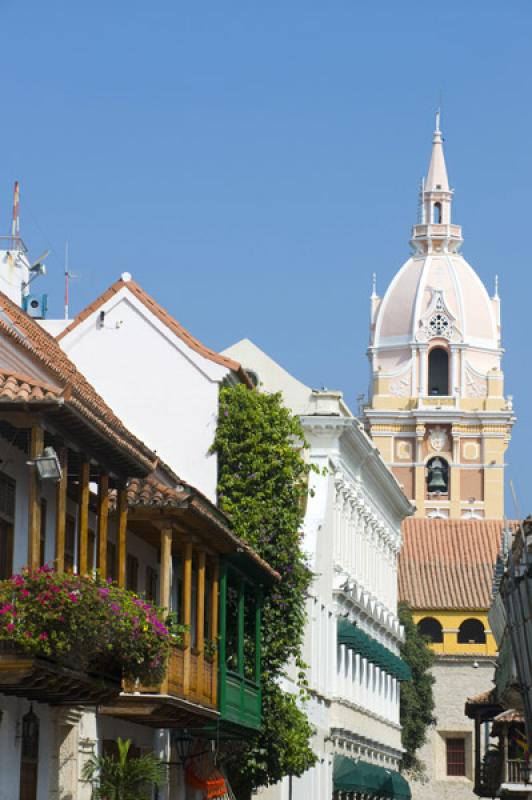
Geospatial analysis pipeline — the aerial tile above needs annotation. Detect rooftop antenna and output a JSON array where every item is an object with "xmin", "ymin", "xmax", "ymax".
[
  {"xmin": 64, "ymin": 241, "xmax": 78, "ymax": 320},
  {"xmin": 11, "ymin": 181, "xmax": 20, "ymax": 245}
]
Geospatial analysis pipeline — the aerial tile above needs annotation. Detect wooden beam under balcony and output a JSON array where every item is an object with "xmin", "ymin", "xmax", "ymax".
[
  {"xmin": 28, "ymin": 424, "xmax": 44, "ymax": 570},
  {"xmin": 0, "ymin": 646, "xmax": 119, "ymax": 705}
]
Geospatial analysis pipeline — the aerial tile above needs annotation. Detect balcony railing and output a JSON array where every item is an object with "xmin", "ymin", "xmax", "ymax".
[
  {"xmin": 506, "ymin": 759, "xmax": 525, "ymax": 784},
  {"xmin": 124, "ymin": 645, "xmax": 217, "ymax": 709}
]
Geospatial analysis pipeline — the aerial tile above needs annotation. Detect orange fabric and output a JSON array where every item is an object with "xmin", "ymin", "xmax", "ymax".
[{"xmin": 185, "ymin": 765, "xmax": 228, "ymax": 798}]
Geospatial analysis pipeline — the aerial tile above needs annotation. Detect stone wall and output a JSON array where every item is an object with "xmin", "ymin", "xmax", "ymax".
[{"xmin": 410, "ymin": 656, "xmax": 493, "ymax": 800}]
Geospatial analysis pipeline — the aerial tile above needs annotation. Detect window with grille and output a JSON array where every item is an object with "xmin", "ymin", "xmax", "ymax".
[{"xmin": 446, "ymin": 737, "xmax": 466, "ymax": 776}]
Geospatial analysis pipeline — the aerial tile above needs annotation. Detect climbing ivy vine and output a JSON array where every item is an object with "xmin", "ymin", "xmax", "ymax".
[
  {"xmin": 398, "ymin": 602, "xmax": 436, "ymax": 777},
  {"xmin": 212, "ymin": 383, "xmax": 317, "ymax": 797}
]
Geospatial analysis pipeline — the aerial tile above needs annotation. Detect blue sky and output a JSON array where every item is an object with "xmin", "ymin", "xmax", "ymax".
[{"xmin": 0, "ymin": 1, "xmax": 531, "ymax": 513}]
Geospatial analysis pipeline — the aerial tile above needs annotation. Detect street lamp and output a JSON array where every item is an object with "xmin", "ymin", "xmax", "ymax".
[{"xmin": 27, "ymin": 447, "xmax": 62, "ymax": 481}]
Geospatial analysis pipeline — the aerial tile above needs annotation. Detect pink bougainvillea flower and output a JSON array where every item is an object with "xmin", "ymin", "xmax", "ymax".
[
  {"xmin": 38, "ymin": 632, "xmax": 49, "ymax": 640},
  {"xmin": 6, "ymin": 623, "xmax": 15, "ymax": 633}
]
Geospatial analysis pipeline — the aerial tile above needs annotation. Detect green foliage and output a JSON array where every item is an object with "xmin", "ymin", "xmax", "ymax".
[
  {"xmin": 0, "ymin": 567, "xmax": 176, "ymax": 682},
  {"xmin": 82, "ymin": 737, "xmax": 166, "ymax": 800},
  {"xmin": 398, "ymin": 603, "xmax": 436, "ymax": 776},
  {"xmin": 225, "ymin": 683, "xmax": 317, "ymax": 798},
  {"xmin": 212, "ymin": 384, "xmax": 317, "ymax": 793}
]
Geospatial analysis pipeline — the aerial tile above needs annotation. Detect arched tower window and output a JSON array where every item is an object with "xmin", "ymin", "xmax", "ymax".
[
  {"xmin": 433, "ymin": 202, "xmax": 442, "ymax": 224},
  {"xmin": 428, "ymin": 347, "xmax": 449, "ymax": 395},
  {"xmin": 426, "ymin": 456, "xmax": 449, "ymax": 495},
  {"xmin": 458, "ymin": 618, "xmax": 486, "ymax": 644},
  {"xmin": 417, "ymin": 617, "xmax": 443, "ymax": 644}
]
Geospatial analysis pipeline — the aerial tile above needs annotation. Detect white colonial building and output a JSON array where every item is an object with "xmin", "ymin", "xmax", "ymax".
[
  {"xmin": 223, "ymin": 339, "xmax": 414, "ymax": 800},
  {"xmin": 41, "ymin": 272, "xmax": 250, "ymax": 503}
]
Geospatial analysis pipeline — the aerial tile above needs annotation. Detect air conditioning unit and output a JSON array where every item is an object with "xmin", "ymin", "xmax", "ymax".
[{"xmin": 23, "ymin": 293, "xmax": 48, "ymax": 319}]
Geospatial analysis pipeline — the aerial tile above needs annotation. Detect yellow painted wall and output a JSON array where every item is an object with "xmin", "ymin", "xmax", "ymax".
[{"xmin": 412, "ymin": 610, "xmax": 497, "ymax": 657}]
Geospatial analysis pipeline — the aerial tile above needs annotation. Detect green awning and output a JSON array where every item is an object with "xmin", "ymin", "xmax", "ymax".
[
  {"xmin": 333, "ymin": 756, "xmax": 411, "ymax": 799},
  {"xmin": 337, "ymin": 620, "xmax": 411, "ymax": 682}
]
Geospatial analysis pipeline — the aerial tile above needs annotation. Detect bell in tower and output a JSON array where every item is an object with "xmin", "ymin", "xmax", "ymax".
[{"xmin": 427, "ymin": 457, "xmax": 448, "ymax": 494}]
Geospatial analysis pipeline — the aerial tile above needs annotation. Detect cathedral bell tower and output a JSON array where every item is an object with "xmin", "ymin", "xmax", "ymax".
[{"xmin": 364, "ymin": 115, "xmax": 514, "ymax": 520}]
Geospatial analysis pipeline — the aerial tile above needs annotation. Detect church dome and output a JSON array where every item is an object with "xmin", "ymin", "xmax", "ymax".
[
  {"xmin": 374, "ymin": 252, "xmax": 498, "ymax": 351},
  {"xmin": 371, "ymin": 114, "xmax": 501, "ymax": 378}
]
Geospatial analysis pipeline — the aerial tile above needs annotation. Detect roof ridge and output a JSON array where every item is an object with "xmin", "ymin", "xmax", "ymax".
[{"xmin": 56, "ymin": 275, "xmax": 252, "ymax": 386}]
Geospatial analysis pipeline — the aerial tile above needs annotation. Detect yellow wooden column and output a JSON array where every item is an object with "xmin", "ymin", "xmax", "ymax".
[
  {"xmin": 28, "ymin": 424, "xmax": 44, "ymax": 569},
  {"xmin": 117, "ymin": 487, "xmax": 128, "ymax": 588},
  {"xmin": 159, "ymin": 527, "xmax": 173, "ymax": 611},
  {"xmin": 78, "ymin": 460, "xmax": 90, "ymax": 575},
  {"xmin": 197, "ymin": 550, "xmax": 206, "ymax": 699},
  {"xmin": 210, "ymin": 559, "xmax": 219, "ymax": 704},
  {"xmin": 97, "ymin": 474, "xmax": 109, "ymax": 577},
  {"xmin": 54, "ymin": 447, "xmax": 68, "ymax": 572},
  {"xmin": 183, "ymin": 542, "xmax": 193, "ymax": 694}
]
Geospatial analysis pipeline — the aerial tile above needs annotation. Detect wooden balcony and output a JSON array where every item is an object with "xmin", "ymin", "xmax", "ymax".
[
  {"xmin": 100, "ymin": 645, "xmax": 219, "ymax": 729},
  {"xmin": 0, "ymin": 644, "xmax": 120, "ymax": 705}
]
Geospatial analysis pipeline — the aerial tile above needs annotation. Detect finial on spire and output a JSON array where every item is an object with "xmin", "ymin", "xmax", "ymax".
[
  {"xmin": 435, "ymin": 108, "xmax": 441, "ymax": 134},
  {"xmin": 494, "ymin": 274, "xmax": 500, "ymax": 299},
  {"xmin": 371, "ymin": 272, "xmax": 377, "ymax": 299}
]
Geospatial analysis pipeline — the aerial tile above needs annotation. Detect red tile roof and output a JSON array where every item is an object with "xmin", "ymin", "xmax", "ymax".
[
  {"xmin": 0, "ymin": 290, "xmax": 156, "ymax": 474},
  {"xmin": 121, "ymin": 476, "xmax": 279, "ymax": 581},
  {"xmin": 398, "ymin": 518, "xmax": 517, "ymax": 610},
  {"xmin": 56, "ymin": 276, "xmax": 252, "ymax": 386},
  {"xmin": 0, "ymin": 370, "xmax": 61, "ymax": 402}
]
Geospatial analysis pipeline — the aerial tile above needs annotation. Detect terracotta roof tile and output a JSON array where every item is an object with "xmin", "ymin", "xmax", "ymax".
[
  {"xmin": 0, "ymin": 291, "xmax": 156, "ymax": 473},
  {"xmin": 467, "ymin": 689, "xmax": 497, "ymax": 705},
  {"xmin": 56, "ymin": 276, "xmax": 252, "ymax": 386},
  {"xmin": 0, "ymin": 370, "xmax": 61, "ymax": 402},
  {"xmin": 398, "ymin": 518, "xmax": 518, "ymax": 610}
]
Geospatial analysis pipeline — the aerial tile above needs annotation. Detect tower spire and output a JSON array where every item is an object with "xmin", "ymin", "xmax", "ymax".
[
  {"xmin": 425, "ymin": 110, "xmax": 449, "ymax": 193},
  {"xmin": 411, "ymin": 114, "xmax": 462, "ymax": 254}
]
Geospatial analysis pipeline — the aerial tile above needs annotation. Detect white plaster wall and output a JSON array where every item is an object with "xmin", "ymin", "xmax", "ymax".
[
  {"xmin": 56, "ymin": 291, "xmax": 231, "ymax": 502},
  {"xmin": 0, "ymin": 696, "xmax": 54, "ymax": 800}
]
